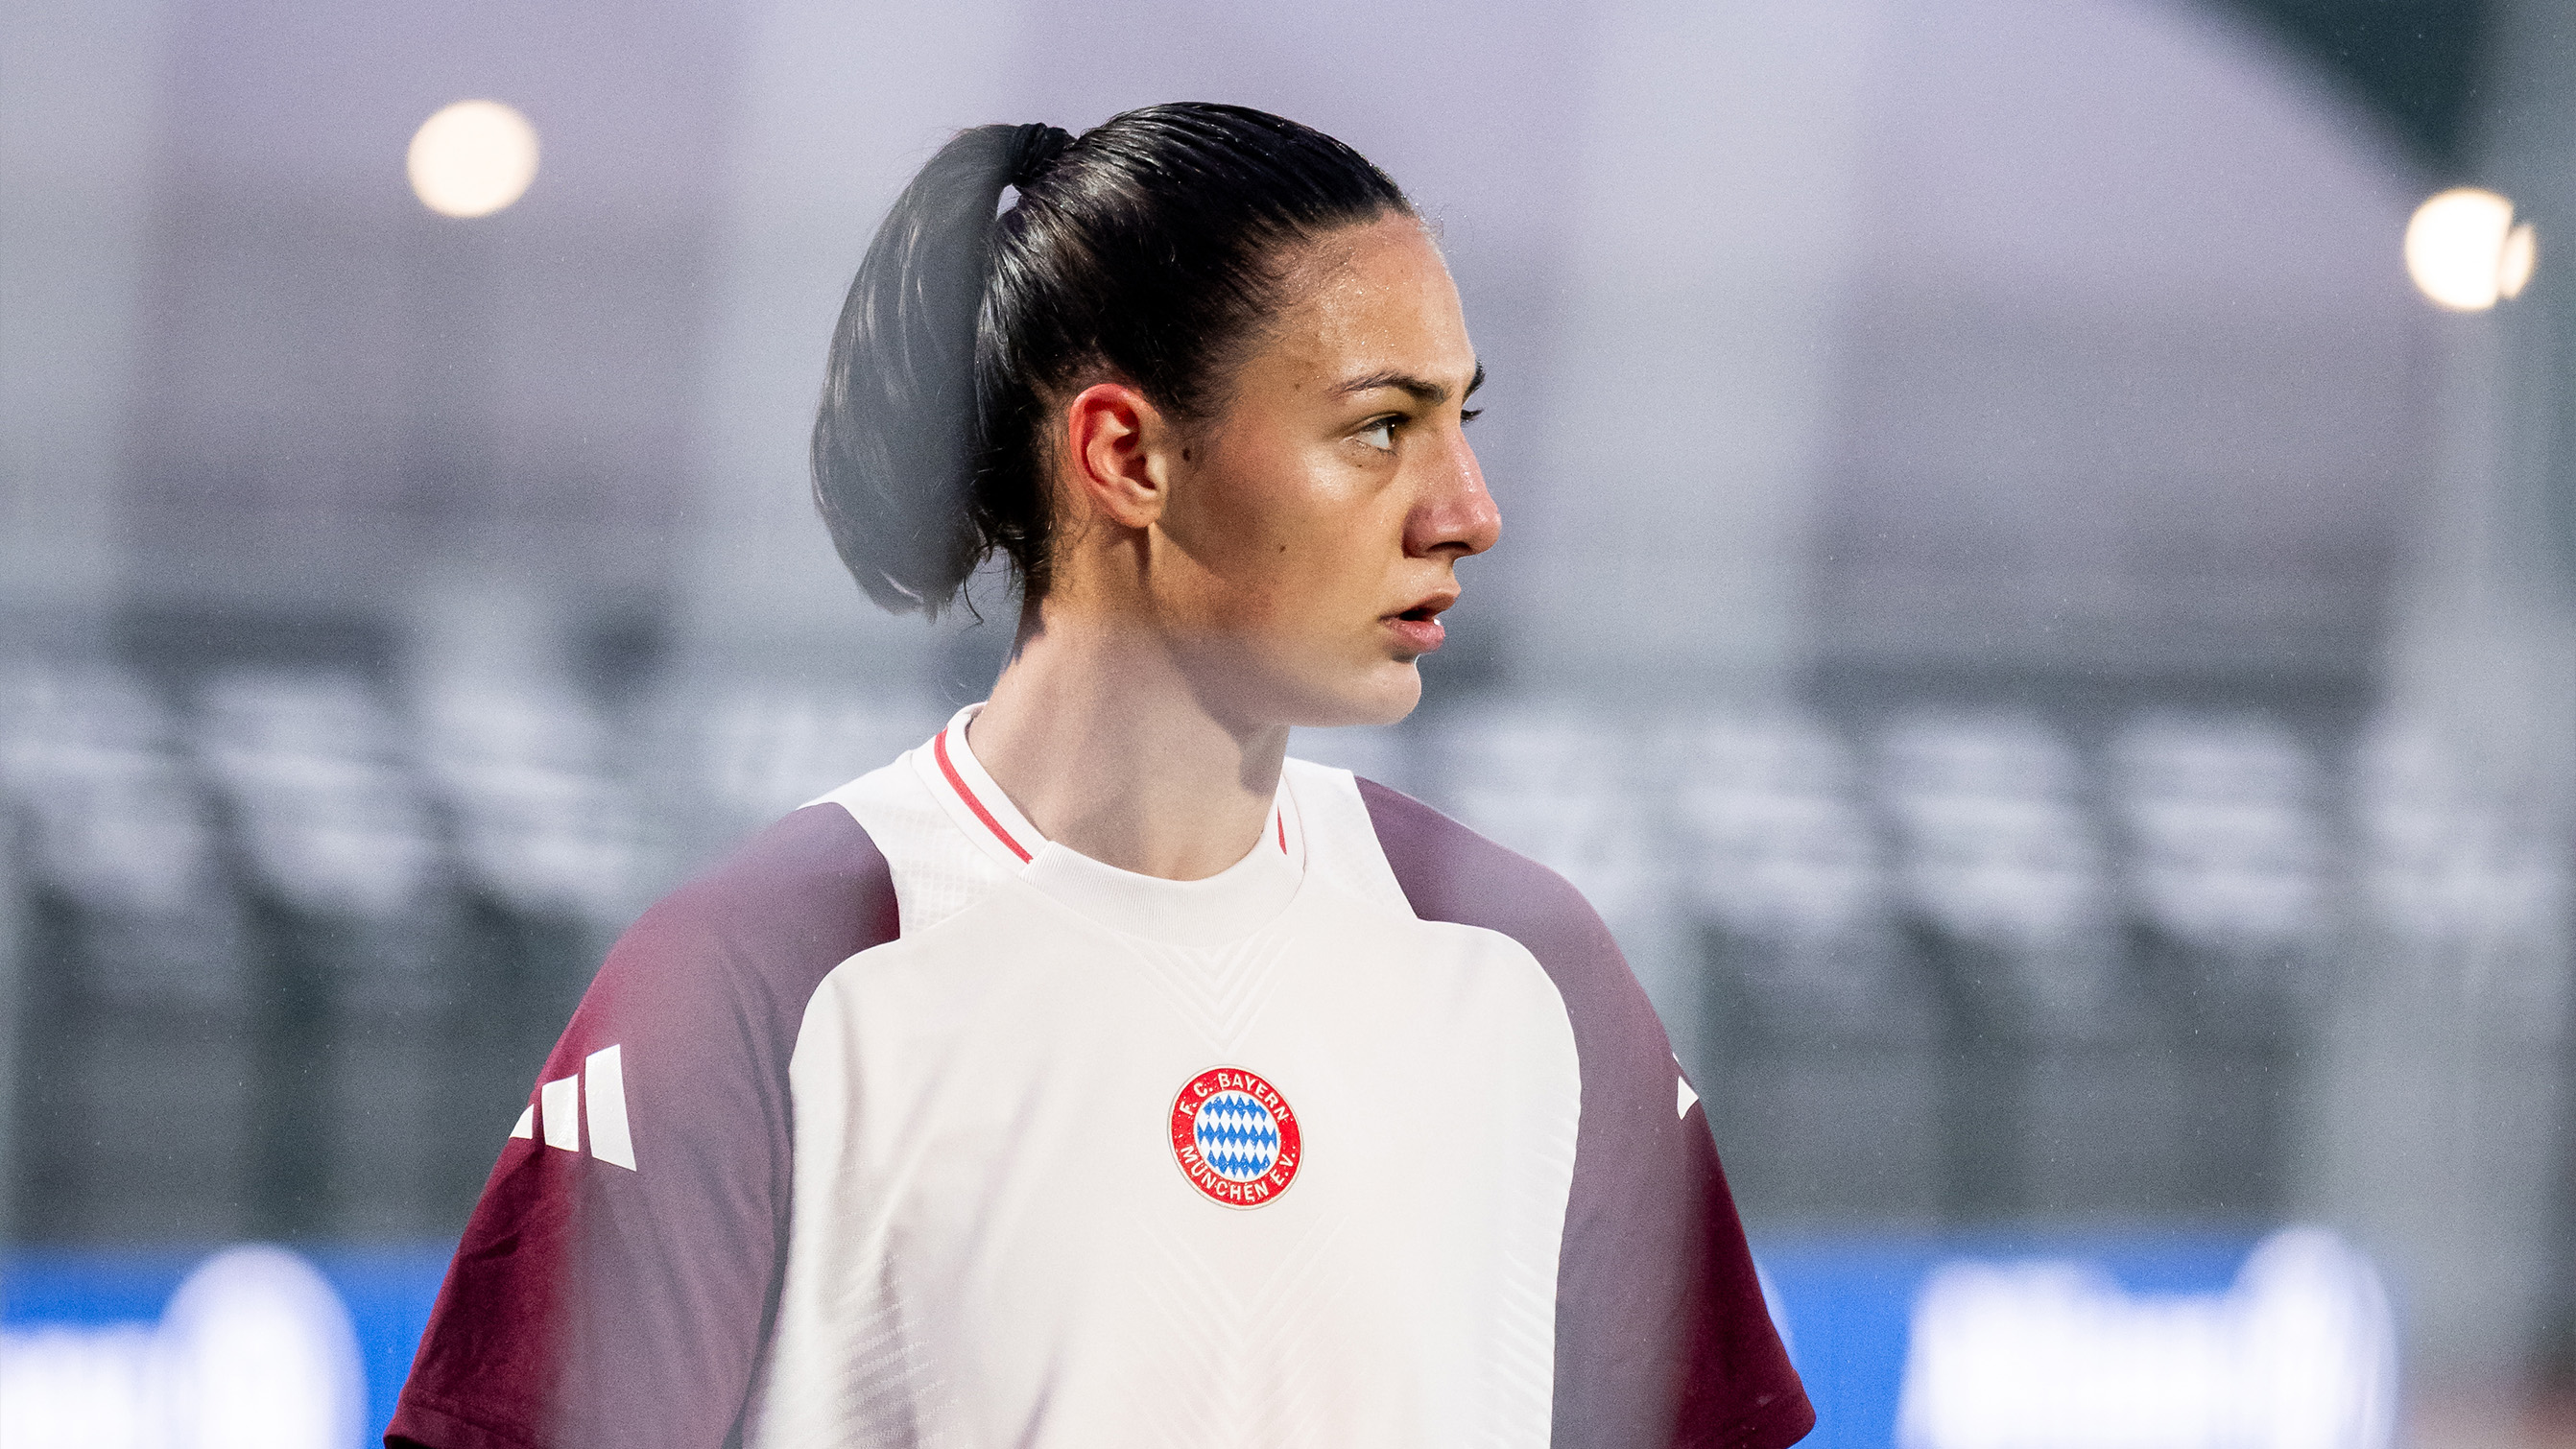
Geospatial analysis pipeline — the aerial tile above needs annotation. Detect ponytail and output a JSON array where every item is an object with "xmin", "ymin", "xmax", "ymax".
[
  {"xmin": 812, "ymin": 106, "xmax": 1409, "ymax": 616},
  {"xmin": 811, "ymin": 125, "xmax": 1020, "ymax": 613}
]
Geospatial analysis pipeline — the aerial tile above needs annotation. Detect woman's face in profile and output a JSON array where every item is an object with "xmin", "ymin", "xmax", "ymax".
[{"xmin": 1155, "ymin": 215, "xmax": 1499, "ymax": 731}]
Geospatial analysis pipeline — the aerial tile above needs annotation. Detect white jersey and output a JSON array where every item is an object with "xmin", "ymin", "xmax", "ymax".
[{"xmin": 392, "ymin": 706, "xmax": 1809, "ymax": 1449}]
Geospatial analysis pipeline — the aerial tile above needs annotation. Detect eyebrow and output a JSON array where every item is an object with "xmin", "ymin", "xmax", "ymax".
[{"xmin": 1335, "ymin": 362, "xmax": 1486, "ymax": 407}]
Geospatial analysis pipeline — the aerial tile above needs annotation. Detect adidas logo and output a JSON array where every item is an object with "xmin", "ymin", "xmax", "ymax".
[{"xmin": 508, "ymin": 1043, "xmax": 637, "ymax": 1171}]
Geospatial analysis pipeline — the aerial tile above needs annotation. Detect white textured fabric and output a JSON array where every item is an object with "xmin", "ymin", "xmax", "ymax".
[
  {"xmin": 815, "ymin": 748, "xmax": 1011, "ymax": 937},
  {"xmin": 759, "ymin": 726, "xmax": 1583, "ymax": 1449},
  {"xmin": 1279, "ymin": 757, "xmax": 1409, "ymax": 916}
]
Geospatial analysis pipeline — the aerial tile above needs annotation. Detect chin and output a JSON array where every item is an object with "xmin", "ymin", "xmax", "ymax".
[{"xmin": 1301, "ymin": 661, "xmax": 1421, "ymax": 729}]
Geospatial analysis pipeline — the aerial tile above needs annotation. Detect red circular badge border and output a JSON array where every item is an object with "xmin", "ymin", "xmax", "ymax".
[{"xmin": 1168, "ymin": 1065, "xmax": 1302, "ymax": 1210}]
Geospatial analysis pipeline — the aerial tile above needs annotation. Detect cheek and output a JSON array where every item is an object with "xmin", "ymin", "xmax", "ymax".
[
  {"xmin": 1186, "ymin": 463, "xmax": 1370, "ymax": 622},
  {"xmin": 1245, "ymin": 494, "xmax": 1382, "ymax": 640}
]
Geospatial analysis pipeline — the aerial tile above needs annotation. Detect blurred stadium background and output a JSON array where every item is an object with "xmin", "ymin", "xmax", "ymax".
[{"xmin": 5, "ymin": 0, "xmax": 2574, "ymax": 1444}]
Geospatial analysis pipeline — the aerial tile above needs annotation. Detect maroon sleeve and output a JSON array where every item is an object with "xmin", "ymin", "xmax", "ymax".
[
  {"xmin": 388, "ymin": 804, "xmax": 899, "ymax": 1449},
  {"xmin": 1360, "ymin": 779, "xmax": 1813, "ymax": 1449}
]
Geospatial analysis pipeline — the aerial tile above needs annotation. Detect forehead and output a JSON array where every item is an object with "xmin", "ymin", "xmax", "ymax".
[{"xmin": 1262, "ymin": 217, "xmax": 1474, "ymax": 383}]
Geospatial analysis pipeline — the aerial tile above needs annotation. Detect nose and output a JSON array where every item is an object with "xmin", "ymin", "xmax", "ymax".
[{"xmin": 1406, "ymin": 427, "xmax": 1501, "ymax": 560}]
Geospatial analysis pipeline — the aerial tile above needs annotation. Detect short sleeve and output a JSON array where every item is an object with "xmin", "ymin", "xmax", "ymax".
[
  {"xmin": 1359, "ymin": 779, "xmax": 1814, "ymax": 1449},
  {"xmin": 388, "ymin": 805, "xmax": 898, "ymax": 1449}
]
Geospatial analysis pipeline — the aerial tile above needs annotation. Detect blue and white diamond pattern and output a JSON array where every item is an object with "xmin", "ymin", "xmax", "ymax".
[{"xmin": 1192, "ymin": 1090, "xmax": 1280, "ymax": 1181}]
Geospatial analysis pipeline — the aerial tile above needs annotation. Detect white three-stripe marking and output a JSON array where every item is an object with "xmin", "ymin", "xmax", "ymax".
[
  {"xmin": 584, "ymin": 1044, "xmax": 636, "ymax": 1170},
  {"xmin": 540, "ymin": 1074, "xmax": 581, "ymax": 1150},
  {"xmin": 516, "ymin": 1045, "xmax": 638, "ymax": 1172}
]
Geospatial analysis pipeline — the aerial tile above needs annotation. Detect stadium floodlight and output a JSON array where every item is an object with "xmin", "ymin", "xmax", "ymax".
[
  {"xmin": 407, "ymin": 99, "xmax": 540, "ymax": 219},
  {"xmin": 2405, "ymin": 187, "xmax": 2538, "ymax": 312}
]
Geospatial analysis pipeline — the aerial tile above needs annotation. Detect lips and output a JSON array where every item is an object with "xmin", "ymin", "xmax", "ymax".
[{"xmin": 1385, "ymin": 593, "xmax": 1454, "ymax": 656}]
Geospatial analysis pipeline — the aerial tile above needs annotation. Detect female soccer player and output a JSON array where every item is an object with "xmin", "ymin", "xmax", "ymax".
[{"xmin": 391, "ymin": 104, "xmax": 1810, "ymax": 1449}]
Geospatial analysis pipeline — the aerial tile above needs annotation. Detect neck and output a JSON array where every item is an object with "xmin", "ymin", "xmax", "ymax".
[{"xmin": 967, "ymin": 602, "xmax": 1287, "ymax": 882}]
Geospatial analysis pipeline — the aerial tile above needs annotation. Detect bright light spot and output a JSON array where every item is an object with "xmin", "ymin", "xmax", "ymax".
[
  {"xmin": 0, "ymin": 1245, "xmax": 364, "ymax": 1449},
  {"xmin": 2500, "ymin": 222, "xmax": 2539, "ymax": 299},
  {"xmin": 2405, "ymin": 188, "xmax": 2534, "ymax": 311},
  {"xmin": 1895, "ymin": 1227, "xmax": 2395, "ymax": 1449},
  {"xmin": 407, "ymin": 99, "xmax": 539, "ymax": 219}
]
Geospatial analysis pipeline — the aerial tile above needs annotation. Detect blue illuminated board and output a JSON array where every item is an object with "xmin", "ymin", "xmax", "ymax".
[
  {"xmin": 1761, "ymin": 1227, "xmax": 2395, "ymax": 1449},
  {"xmin": 2, "ymin": 1228, "xmax": 2391, "ymax": 1448},
  {"xmin": 1, "ymin": 1244, "xmax": 450, "ymax": 1448}
]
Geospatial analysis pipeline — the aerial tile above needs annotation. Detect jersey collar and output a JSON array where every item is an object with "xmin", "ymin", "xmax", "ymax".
[
  {"xmin": 918, "ymin": 703, "xmax": 1043, "ymax": 866},
  {"xmin": 913, "ymin": 702, "xmax": 1306, "ymax": 944}
]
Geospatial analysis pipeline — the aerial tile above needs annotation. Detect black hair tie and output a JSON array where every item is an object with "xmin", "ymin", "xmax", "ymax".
[{"xmin": 1010, "ymin": 124, "xmax": 1074, "ymax": 190}]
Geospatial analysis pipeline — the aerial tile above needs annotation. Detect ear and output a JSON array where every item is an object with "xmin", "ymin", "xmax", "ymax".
[{"xmin": 1061, "ymin": 381, "xmax": 1174, "ymax": 531}]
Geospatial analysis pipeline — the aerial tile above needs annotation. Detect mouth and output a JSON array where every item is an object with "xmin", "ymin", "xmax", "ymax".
[{"xmin": 1384, "ymin": 592, "xmax": 1456, "ymax": 656}]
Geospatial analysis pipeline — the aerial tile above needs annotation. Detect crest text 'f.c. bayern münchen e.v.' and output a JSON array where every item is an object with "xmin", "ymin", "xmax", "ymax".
[{"xmin": 1169, "ymin": 1066, "xmax": 1301, "ymax": 1208}]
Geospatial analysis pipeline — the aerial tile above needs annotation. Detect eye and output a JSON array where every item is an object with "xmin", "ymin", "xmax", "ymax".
[{"xmin": 1358, "ymin": 418, "xmax": 1397, "ymax": 453}]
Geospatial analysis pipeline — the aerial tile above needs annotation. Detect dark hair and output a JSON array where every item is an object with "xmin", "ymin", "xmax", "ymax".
[{"xmin": 812, "ymin": 103, "xmax": 1412, "ymax": 614}]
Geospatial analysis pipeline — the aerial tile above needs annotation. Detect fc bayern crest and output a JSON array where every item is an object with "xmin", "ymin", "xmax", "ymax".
[{"xmin": 1169, "ymin": 1066, "xmax": 1302, "ymax": 1208}]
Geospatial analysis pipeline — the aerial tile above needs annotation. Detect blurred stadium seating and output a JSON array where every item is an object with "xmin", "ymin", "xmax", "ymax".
[
  {"xmin": 2, "ymin": 661, "xmax": 2516, "ymax": 1245},
  {"xmin": 1, "ymin": 672, "xmax": 2441, "ymax": 1446}
]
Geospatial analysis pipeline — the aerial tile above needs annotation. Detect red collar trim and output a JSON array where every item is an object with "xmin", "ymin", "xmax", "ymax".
[
  {"xmin": 931, "ymin": 720, "xmax": 1290, "ymax": 865},
  {"xmin": 933, "ymin": 726, "xmax": 1033, "ymax": 864}
]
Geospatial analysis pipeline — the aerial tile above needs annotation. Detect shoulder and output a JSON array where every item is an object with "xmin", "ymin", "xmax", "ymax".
[
  {"xmin": 390, "ymin": 807, "xmax": 894, "ymax": 1449},
  {"xmin": 1278, "ymin": 758, "xmax": 1601, "ymax": 948},
  {"xmin": 813, "ymin": 748, "xmax": 1019, "ymax": 937},
  {"xmin": 629, "ymin": 803, "xmax": 894, "ymax": 969},
  {"xmin": 478, "ymin": 803, "xmax": 899, "ymax": 1211},
  {"xmin": 648, "ymin": 800, "xmax": 896, "ymax": 946},
  {"xmin": 1350, "ymin": 777, "xmax": 1673, "ymax": 1074},
  {"xmin": 578, "ymin": 802, "xmax": 898, "ymax": 1060},
  {"xmin": 1350, "ymin": 776, "xmax": 1609, "ymax": 962}
]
